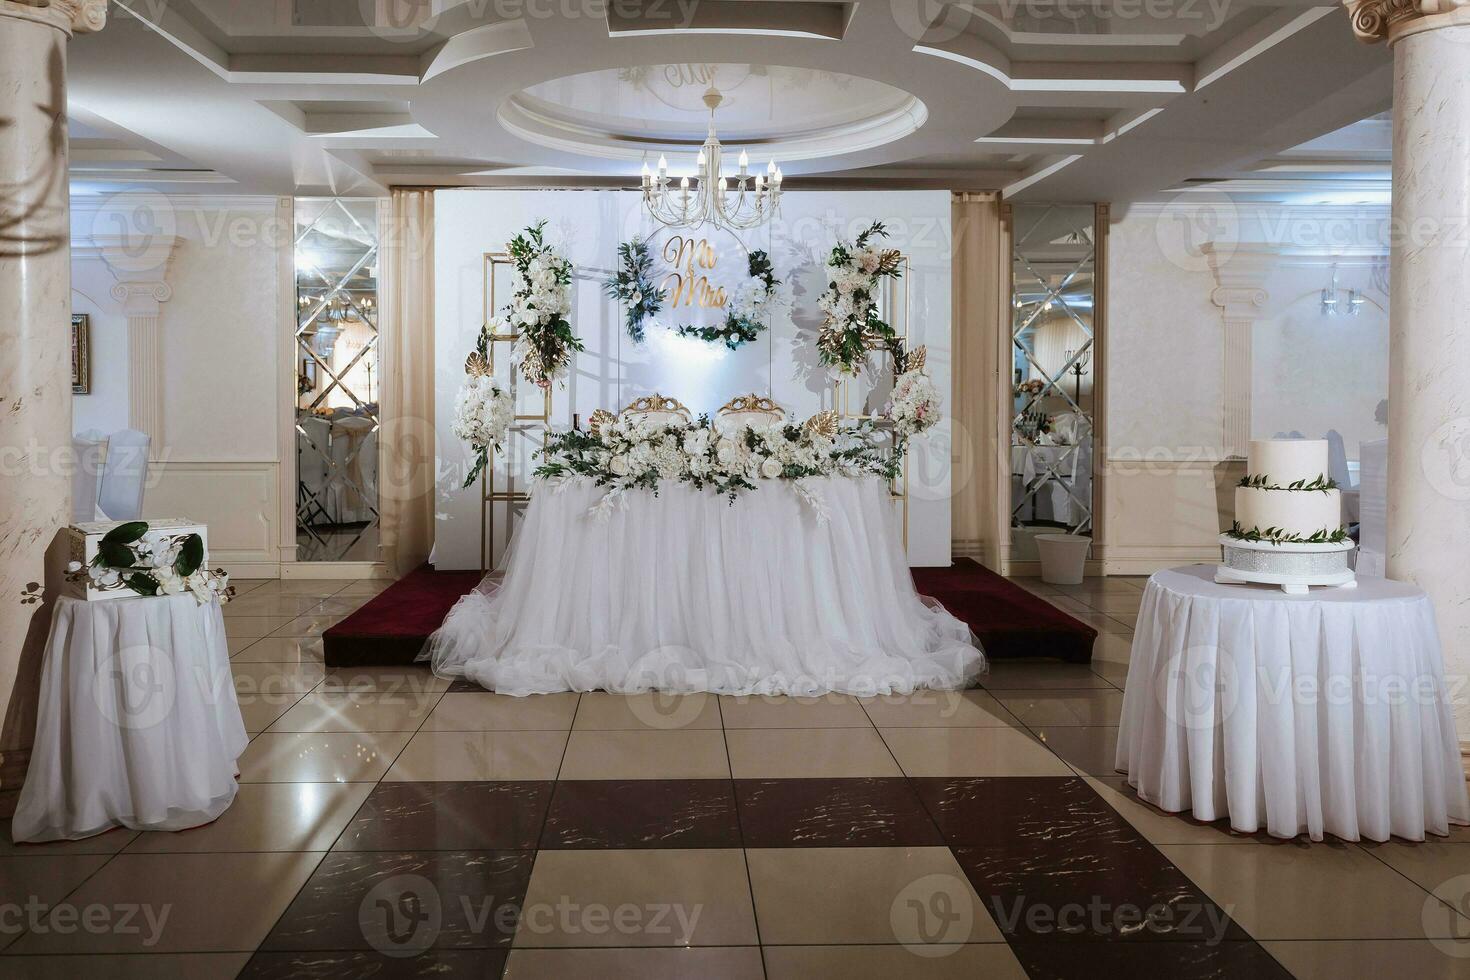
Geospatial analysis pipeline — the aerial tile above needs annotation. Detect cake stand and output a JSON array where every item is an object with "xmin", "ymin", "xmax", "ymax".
[{"xmin": 1214, "ymin": 535, "xmax": 1357, "ymax": 595}]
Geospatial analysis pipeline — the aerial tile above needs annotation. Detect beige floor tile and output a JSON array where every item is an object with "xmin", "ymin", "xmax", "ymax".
[
  {"xmin": 1090, "ymin": 660, "xmax": 1130, "ymax": 688},
  {"xmin": 1362, "ymin": 841, "xmax": 1470, "ymax": 900},
  {"xmin": 1053, "ymin": 578, "xmax": 1148, "ymax": 597},
  {"xmin": 1064, "ymin": 610, "xmax": 1135, "ymax": 634},
  {"xmin": 232, "ymin": 661, "xmax": 326, "ymax": 699},
  {"xmin": 504, "ymin": 946, "xmax": 765, "ymax": 979},
  {"xmin": 515, "ymin": 849, "xmax": 757, "ymax": 947},
  {"xmin": 236, "ymin": 731, "xmax": 411, "ymax": 783},
  {"xmin": 124, "ymin": 783, "xmax": 373, "ymax": 853},
  {"xmin": 1262, "ymin": 939, "xmax": 1470, "ymax": 980},
  {"xmin": 0, "ymin": 854, "xmax": 112, "ymax": 949},
  {"xmin": 573, "ymin": 692, "xmax": 722, "ymax": 731},
  {"xmin": 880, "ymin": 726, "xmax": 1071, "ymax": 777},
  {"xmin": 334, "ymin": 579, "xmax": 395, "ymax": 596},
  {"xmin": 318, "ymin": 665, "xmax": 451, "ymax": 696},
  {"xmin": 384, "ymin": 730, "xmax": 568, "ymax": 781},
  {"xmin": 1046, "ymin": 596, "xmax": 1095, "ymax": 615},
  {"xmin": 1081, "ymin": 594, "xmax": 1146, "ymax": 616},
  {"xmin": 8, "ymin": 852, "xmax": 322, "ymax": 953},
  {"xmin": 268, "ymin": 612, "xmax": 341, "ymax": 637},
  {"xmin": 229, "ymin": 636, "xmax": 325, "ymax": 665},
  {"xmin": 221, "ymin": 594, "xmax": 327, "ymax": 619},
  {"xmin": 421, "ymin": 692, "xmax": 579, "ymax": 731},
  {"xmin": 762, "ymin": 944, "xmax": 1026, "ymax": 980},
  {"xmin": 222, "ymin": 616, "xmax": 295, "ymax": 640},
  {"xmin": 1, "ymin": 824, "xmax": 137, "ymax": 857},
  {"xmin": 0, "ymin": 953, "xmax": 252, "ymax": 979},
  {"xmin": 272, "ymin": 579, "xmax": 357, "ymax": 596},
  {"xmin": 266, "ymin": 690, "xmax": 442, "ymax": 733},
  {"xmin": 1160, "ymin": 842, "xmax": 1470, "ymax": 939},
  {"xmin": 725, "ymin": 729, "xmax": 899, "ymax": 778},
  {"xmin": 315, "ymin": 595, "xmax": 373, "ymax": 615},
  {"xmin": 237, "ymin": 694, "xmax": 303, "ymax": 735},
  {"xmin": 228, "ymin": 579, "xmax": 272, "ymax": 596},
  {"xmin": 1091, "ymin": 632, "xmax": 1135, "ymax": 664},
  {"xmin": 718, "ymin": 693, "xmax": 872, "ymax": 729},
  {"xmin": 226, "ymin": 636, "xmax": 257, "ymax": 655},
  {"xmin": 995, "ymin": 688, "xmax": 1125, "ymax": 727},
  {"xmin": 559, "ymin": 730, "xmax": 730, "ymax": 780},
  {"xmin": 1085, "ymin": 777, "xmax": 1272, "ymax": 845},
  {"xmin": 746, "ymin": 846, "xmax": 1002, "ymax": 945},
  {"xmin": 979, "ymin": 662, "xmax": 1116, "ymax": 690},
  {"xmin": 1027, "ymin": 725, "xmax": 1122, "ymax": 776},
  {"xmin": 858, "ymin": 690, "xmax": 1017, "ymax": 728}
]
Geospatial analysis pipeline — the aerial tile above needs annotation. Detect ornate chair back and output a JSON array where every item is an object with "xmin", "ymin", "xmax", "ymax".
[
  {"xmin": 620, "ymin": 394, "xmax": 692, "ymax": 427},
  {"xmin": 716, "ymin": 394, "xmax": 785, "ymax": 434}
]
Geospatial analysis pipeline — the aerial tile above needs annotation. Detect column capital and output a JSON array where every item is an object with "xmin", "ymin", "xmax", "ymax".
[
  {"xmin": 1203, "ymin": 243, "xmax": 1273, "ymax": 321},
  {"xmin": 109, "ymin": 280, "xmax": 173, "ymax": 317},
  {"xmin": 1343, "ymin": 0, "xmax": 1470, "ymax": 43},
  {"xmin": 0, "ymin": 0, "xmax": 107, "ymax": 35}
]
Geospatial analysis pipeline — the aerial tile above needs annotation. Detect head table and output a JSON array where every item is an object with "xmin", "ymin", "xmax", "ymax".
[
  {"xmin": 1116, "ymin": 565, "xmax": 1470, "ymax": 842},
  {"xmin": 427, "ymin": 475, "xmax": 983, "ymax": 697}
]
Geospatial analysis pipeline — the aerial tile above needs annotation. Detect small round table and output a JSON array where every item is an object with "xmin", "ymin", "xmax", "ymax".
[
  {"xmin": 1116, "ymin": 564, "xmax": 1470, "ymax": 842},
  {"xmin": 12, "ymin": 593, "xmax": 248, "ymax": 842}
]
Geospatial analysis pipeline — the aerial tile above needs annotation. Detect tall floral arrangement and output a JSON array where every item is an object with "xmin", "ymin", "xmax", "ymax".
[
  {"xmin": 454, "ymin": 350, "xmax": 514, "ymax": 488},
  {"xmin": 502, "ymin": 221, "xmax": 582, "ymax": 388},
  {"xmin": 816, "ymin": 221, "xmax": 904, "ymax": 377}
]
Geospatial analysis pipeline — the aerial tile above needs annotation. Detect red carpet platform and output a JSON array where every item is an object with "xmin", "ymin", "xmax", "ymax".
[{"xmin": 323, "ymin": 558, "xmax": 1096, "ymax": 668}]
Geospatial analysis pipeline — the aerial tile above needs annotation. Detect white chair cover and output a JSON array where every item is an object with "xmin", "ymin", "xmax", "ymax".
[
  {"xmin": 97, "ymin": 429, "xmax": 150, "ymax": 521},
  {"xmin": 716, "ymin": 410, "xmax": 784, "ymax": 434},
  {"xmin": 1325, "ymin": 429, "xmax": 1353, "ymax": 489},
  {"xmin": 72, "ymin": 430, "xmax": 106, "ymax": 523},
  {"xmin": 1357, "ymin": 438, "xmax": 1388, "ymax": 577}
]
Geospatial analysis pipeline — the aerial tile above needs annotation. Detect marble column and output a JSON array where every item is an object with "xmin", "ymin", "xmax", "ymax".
[
  {"xmin": 105, "ymin": 237, "xmax": 180, "ymax": 453},
  {"xmin": 0, "ymin": 0, "xmax": 107, "ymax": 803},
  {"xmin": 1344, "ymin": 0, "xmax": 1470, "ymax": 738}
]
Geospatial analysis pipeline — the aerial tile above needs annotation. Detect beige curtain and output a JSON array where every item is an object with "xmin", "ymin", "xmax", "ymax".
[
  {"xmin": 951, "ymin": 193, "xmax": 1008, "ymax": 569},
  {"xmin": 377, "ymin": 189, "xmax": 436, "ymax": 577}
]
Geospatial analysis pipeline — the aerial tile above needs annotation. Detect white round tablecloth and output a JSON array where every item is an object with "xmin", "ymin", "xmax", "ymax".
[
  {"xmin": 1116, "ymin": 565, "xmax": 1470, "ymax": 842},
  {"xmin": 12, "ymin": 594, "xmax": 248, "ymax": 842}
]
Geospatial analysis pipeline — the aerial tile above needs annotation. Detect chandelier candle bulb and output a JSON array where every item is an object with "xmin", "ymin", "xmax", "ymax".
[
  {"xmin": 641, "ymin": 162, "xmax": 651, "ymax": 187},
  {"xmin": 738, "ymin": 150, "xmax": 749, "ymax": 175},
  {"xmin": 658, "ymin": 155, "xmax": 668, "ymax": 176}
]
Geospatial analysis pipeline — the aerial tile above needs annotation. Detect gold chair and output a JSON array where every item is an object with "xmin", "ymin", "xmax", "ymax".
[{"xmin": 716, "ymin": 394, "xmax": 785, "ymax": 433}]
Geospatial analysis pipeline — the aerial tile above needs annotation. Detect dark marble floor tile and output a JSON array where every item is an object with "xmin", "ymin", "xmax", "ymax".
[
  {"xmin": 926, "ymin": 778, "xmax": 1246, "ymax": 943},
  {"xmin": 734, "ymin": 777, "xmax": 943, "ymax": 847},
  {"xmin": 261, "ymin": 850, "xmax": 534, "ymax": 951},
  {"xmin": 239, "ymin": 948, "xmax": 508, "ymax": 978},
  {"xmin": 1010, "ymin": 939, "xmax": 1293, "ymax": 978},
  {"xmin": 911, "ymin": 776, "xmax": 1120, "ymax": 847},
  {"xmin": 539, "ymin": 779, "xmax": 740, "ymax": 848},
  {"xmin": 335, "ymin": 781, "xmax": 553, "ymax": 851}
]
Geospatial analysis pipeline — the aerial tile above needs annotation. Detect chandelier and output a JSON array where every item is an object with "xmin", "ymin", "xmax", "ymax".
[{"xmin": 641, "ymin": 86, "xmax": 782, "ymax": 231}]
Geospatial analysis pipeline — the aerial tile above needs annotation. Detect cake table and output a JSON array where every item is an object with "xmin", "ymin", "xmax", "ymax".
[{"xmin": 1115, "ymin": 565, "xmax": 1470, "ymax": 842}]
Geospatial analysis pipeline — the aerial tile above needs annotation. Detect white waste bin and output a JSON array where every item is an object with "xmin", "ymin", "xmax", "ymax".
[{"xmin": 1036, "ymin": 534, "xmax": 1091, "ymax": 585}]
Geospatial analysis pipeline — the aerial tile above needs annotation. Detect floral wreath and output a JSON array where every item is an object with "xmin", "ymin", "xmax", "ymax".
[
  {"xmin": 816, "ymin": 221, "xmax": 904, "ymax": 377},
  {"xmin": 606, "ymin": 242, "xmax": 780, "ymax": 350},
  {"xmin": 501, "ymin": 220, "xmax": 583, "ymax": 388}
]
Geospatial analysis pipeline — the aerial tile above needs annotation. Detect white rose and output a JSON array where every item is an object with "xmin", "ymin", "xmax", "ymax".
[
  {"xmin": 609, "ymin": 455, "xmax": 631, "ymax": 477},
  {"xmin": 760, "ymin": 457, "xmax": 783, "ymax": 479},
  {"xmin": 66, "ymin": 560, "xmax": 82, "ymax": 573}
]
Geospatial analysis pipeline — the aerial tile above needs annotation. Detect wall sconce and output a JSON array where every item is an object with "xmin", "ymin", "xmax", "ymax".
[{"xmin": 1321, "ymin": 264, "xmax": 1364, "ymax": 316}]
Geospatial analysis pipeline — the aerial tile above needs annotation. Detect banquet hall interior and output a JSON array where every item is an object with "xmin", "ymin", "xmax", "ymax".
[{"xmin": 4, "ymin": 0, "xmax": 1470, "ymax": 977}]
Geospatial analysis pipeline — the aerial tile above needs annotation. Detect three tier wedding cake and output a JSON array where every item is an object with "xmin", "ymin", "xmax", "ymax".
[{"xmin": 1216, "ymin": 439, "xmax": 1355, "ymax": 593}]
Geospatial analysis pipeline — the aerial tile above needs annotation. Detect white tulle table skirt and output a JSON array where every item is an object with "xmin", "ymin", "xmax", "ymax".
[
  {"xmin": 1116, "ymin": 565, "xmax": 1470, "ymax": 842},
  {"xmin": 12, "ymin": 594, "xmax": 247, "ymax": 842},
  {"xmin": 428, "ymin": 476, "xmax": 983, "ymax": 696}
]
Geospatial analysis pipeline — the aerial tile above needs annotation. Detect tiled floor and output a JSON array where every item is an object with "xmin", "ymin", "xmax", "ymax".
[{"xmin": 3, "ymin": 574, "xmax": 1469, "ymax": 978}]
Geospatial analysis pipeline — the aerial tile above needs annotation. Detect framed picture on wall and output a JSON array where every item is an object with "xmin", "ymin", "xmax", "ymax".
[{"xmin": 71, "ymin": 314, "xmax": 90, "ymax": 394}]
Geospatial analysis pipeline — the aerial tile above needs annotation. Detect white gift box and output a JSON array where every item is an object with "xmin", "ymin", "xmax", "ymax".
[{"xmin": 65, "ymin": 519, "xmax": 210, "ymax": 601}]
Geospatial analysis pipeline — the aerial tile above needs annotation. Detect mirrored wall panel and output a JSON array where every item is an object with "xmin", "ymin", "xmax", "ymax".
[
  {"xmin": 294, "ymin": 198, "xmax": 380, "ymax": 562},
  {"xmin": 1010, "ymin": 204, "xmax": 1096, "ymax": 560}
]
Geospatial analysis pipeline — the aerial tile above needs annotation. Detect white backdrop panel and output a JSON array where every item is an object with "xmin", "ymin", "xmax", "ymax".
[{"xmin": 433, "ymin": 189, "xmax": 952, "ymax": 568}]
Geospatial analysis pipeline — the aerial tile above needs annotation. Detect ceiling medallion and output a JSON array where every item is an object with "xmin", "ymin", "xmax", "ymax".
[{"xmin": 641, "ymin": 86, "xmax": 782, "ymax": 231}]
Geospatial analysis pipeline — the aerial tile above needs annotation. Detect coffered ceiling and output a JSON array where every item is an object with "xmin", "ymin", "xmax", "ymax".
[{"xmin": 65, "ymin": 0, "xmax": 1393, "ymax": 203}]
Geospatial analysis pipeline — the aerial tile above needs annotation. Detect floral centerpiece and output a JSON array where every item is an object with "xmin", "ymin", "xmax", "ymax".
[
  {"xmin": 674, "ymin": 250, "xmax": 780, "ymax": 350},
  {"xmin": 454, "ymin": 350, "xmax": 515, "ymax": 488},
  {"xmin": 501, "ymin": 221, "xmax": 582, "ymax": 388},
  {"xmin": 65, "ymin": 522, "xmax": 233, "ymax": 604},
  {"xmin": 817, "ymin": 221, "xmax": 904, "ymax": 377},
  {"xmin": 603, "ymin": 237, "xmax": 663, "ymax": 343},
  {"xmin": 533, "ymin": 412, "xmax": 898, "ymax": 520},
  {"xmin": 889, "ymin": 346, "xmax": 941, "ymax": 437}
]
